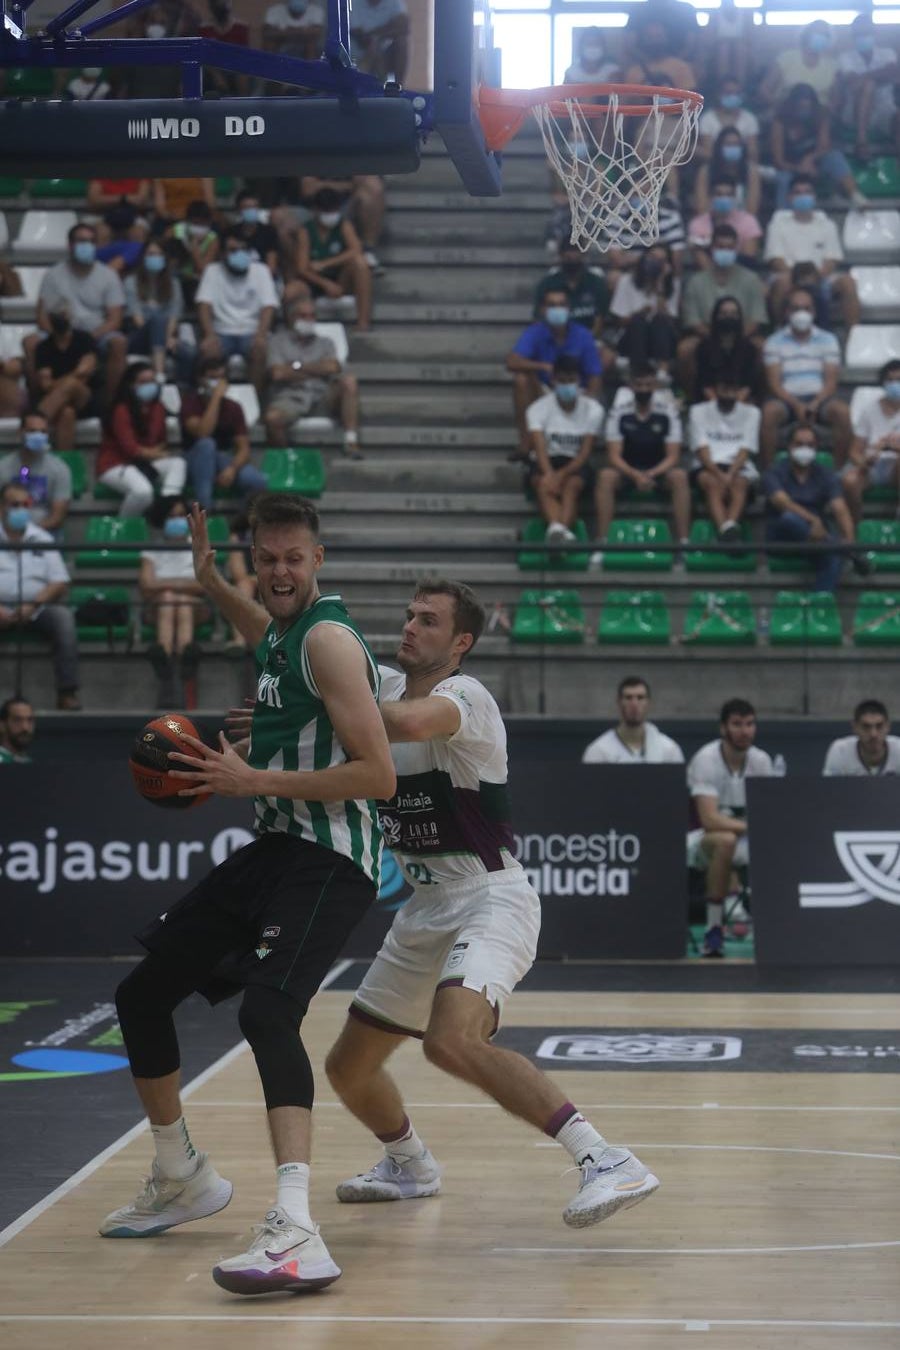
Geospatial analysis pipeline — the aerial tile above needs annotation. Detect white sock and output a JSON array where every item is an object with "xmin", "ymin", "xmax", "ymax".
[
  {"xmin": 706, "ymin": 901, "xmax": 724, "ymax": 928},
  {"xmin": 550, "ymin": 1108, "xmax": 608, "ymax": 1167},
  {"xmin": 380, "ymin": 1119, "xmax": 427, "ymax": 1162},
  {"xmin": 151, "ymin": 1116, "xmax": 198, "ymax": 1181},
  {"xmin": 276, "ymin": 1162, "xmax": 312, "ymax": 1230}
]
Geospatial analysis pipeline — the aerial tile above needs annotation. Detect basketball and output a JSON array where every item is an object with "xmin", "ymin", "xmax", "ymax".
[{"xmin": 129, "ymin": 713, "xmax": 211, "ymax": 810}]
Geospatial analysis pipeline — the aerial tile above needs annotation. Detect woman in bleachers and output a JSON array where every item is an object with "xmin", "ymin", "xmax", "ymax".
[
  {"xmin": 692, "ymin": 128, "xmax": 761, "ymax": 217},
  {"xmin": 97, "ymin": 362, "xmax": 186, "ymax": 517},
  {"xmin": 139, "ymin": 493, "xmax": 208, "ymax": 706},
  {"xmin": 770, "ymin": 83, "xmax": 866, "ymax": 209},
  {"xmin": 691, "ymin": 296, "xmax": 765, "ymax": 405},
  {"xmin": 609, "ymin": 244, "xmax": 681, "ymax": 382},
  {"xmin": 696, "ymin": 75, "xmax": 760, "ymax": 165},
  {"xmin": 125, "ymin": 241, "xmax": 193, "ymax": 384}
]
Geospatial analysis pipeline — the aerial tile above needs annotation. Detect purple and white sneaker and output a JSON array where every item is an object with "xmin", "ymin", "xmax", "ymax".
[
  {"xmin": 335, "ymin": 1149, "xmax": 442, "ymax": 1203},
  {"xmin": 212, "ymin": 1207, "xmax": 340, "ymax": 1296}
]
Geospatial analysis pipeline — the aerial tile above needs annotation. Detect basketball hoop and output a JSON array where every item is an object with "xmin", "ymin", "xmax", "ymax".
[{"xmin": 476, "ymin": 83, "xmax": 703, "ymax": 251}]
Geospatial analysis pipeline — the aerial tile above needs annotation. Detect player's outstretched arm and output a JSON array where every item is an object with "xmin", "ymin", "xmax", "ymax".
[
  {"xmin": 380, "ymin": 695, "xmax": 461, "ymax": 744},
  {"xmin": 188, "ymin": 503, "xmax": 269, "ymax": 649}
]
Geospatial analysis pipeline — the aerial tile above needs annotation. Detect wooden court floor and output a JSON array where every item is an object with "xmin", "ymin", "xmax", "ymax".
[{"xmin": 1, "ymin": 987, "xmax": 899, "ymax": 1350}]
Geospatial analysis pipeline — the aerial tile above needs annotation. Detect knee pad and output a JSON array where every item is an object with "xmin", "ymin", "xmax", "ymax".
[{"xmin": 238, "ymin": 986, "xmax": 314, "ymax": 1112}]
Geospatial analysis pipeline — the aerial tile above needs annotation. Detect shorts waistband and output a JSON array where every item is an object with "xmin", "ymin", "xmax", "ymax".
[{"xmin": 409, "ymin": 866, "xmax": 527, "ymax": 901}]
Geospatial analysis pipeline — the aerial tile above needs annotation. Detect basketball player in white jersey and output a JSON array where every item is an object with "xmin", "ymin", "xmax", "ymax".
[
  {"xmin": 325, "ymin": 579, "xmax": 659, "ymax": 1228},
  {"xmin": 823, "ymin": 699, "xmax": 900, "ymax": 776},
  {"xmin": 582, "ymin": 675, "xmax": 684, "ymax": 764}
]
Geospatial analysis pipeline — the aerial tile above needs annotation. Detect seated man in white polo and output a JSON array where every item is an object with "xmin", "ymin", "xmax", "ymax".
[
  {"xmin": 823, "ymin": 699, "xmax": 900, "ymax": 776},
  {"xmin": 687, "ymin": 697, "xmax": 772, "ymax": 957},
  {"xmin": 582, "ymin": 675, "xmax": 684, "ymax": 764}
]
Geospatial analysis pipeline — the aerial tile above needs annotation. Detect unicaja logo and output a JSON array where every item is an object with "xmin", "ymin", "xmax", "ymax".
[{"xmin": 799, "ymin": 831, "xmax": 900, "ymax": 908}]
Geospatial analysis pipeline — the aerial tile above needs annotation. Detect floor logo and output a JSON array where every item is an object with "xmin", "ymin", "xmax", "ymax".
[
  {"xmin": 1, "ymin": 1001, "xmax": 129, "ymax": 1083},
  {"xmin": 535, "ymin": 1034, "xmax": 743, "ymax": 1063},
  {"xmin": 799, "ymin": 830, "xmax": 900, "ymax": 908}
]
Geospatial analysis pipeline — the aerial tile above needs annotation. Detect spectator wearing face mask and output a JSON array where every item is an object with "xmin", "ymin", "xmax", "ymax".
[
  {"xmin": 168, "ymin": 199, "xmax": 220, "ymax": 308},
  {"xmin": 264, "ymin": 296, "xmax": 362, "ymax": 459},
  {"xmin": 507, "ymin": 289, "xmax": 602, "ymax": 461},
  {"xmin": 689, "ymin": 377, "xmax": 760, "ymax": 544},
  {"xmin": 524, "ymin": 353, "xmax": 603, "ymax": 545},
  {"xmin": 692, "ymin": 129, "xmax": 760, "ymax": 219},
  {"xmin": 592, "ymin": 363, "xmax": 688, "ymax": 563},
  {"xmin": 609, "ymin": 245, "xmax": 680, "ymax": 383},
  {"xmin": 32, "ymin": 310, "xmax": 99, "ymax": 450},
  {"xmin": 124, "ymin": 241, "xmax": 192, "ymax": 383},
  {"xmin": 689, "ymin": 180, "xmax": 762, "ymax": 269},
  {"xmin": 181, "ymin": 355, "xmax": 268, "ymax": 510},
  {"xmin": 97, "ymin": 363, "xmax": 187, "ymax": 516},
  {"xmin": 770, "ymin": 86, "xmax": 865, "ymax": 211},
  {"xmin": 533, "ymin": 243, "xmax": 611, "ymax": 340},
  {"xmin": 765, "ymin": 177, "xmax": 860, "ymax": 329},
  {"xmin": 95, "ymin": 203, "xmax": 148, "ymax": 273},
  {"xmin": 197, "ymin": 0, "xmax": 250, "ymax": 95},
  {"xmin": 692, "ymin": 297, "xmax": 765, "ymax": 404},
  {"xmin": 678, "ymin": 226, "xmax": 766, "ymax": 392},
  {"xmin": 294, "ymin": 189, "xmax": 372, "ymax": 333},
  {"xmin": 263, "ymin": 0, "xmax": 325, "ymax": 60},
  {"xmin": 0, "ymin": 411, "xmax": 72, "ymax": 537},
  {"xmin": 349, "ymin": 0, "xmax": 409, "ymax": 83},
  {"xmin": 760, "ymin": 20, "xmax": 839, "ymax": 106},
  {"xmin": 124, "ymin": 5, "xmax": 184, "ymax": 97},
  {"xmin": 564, "ymin": 27, "xmax": 621, "ymax": 83},
  {"xmin": 763, "ymin": 425, "xmax": 868, "ymax": 592},
  {"xmin": 842, "ymin": 360, "xmax": 900, "ymax": 522},
  {"xmin": 140, "ymin": 495, "xmax": 210, "ymax": 707},
  {"xmin": 196, "ymin": 231, "xmax": 279, "ymax": 392},
  {"xmin": 0, "ymin": 481, "xmax": 80, "ymax": 710},
  {"xmin": 697, "ymin": 76, "xmax": 760, "ymax": 164},
  {"xmin": 65, "ymin": 65, "xmax": 112, "ymax": 100},
  {"xmin": 761, "ymin": 287, "xmax": 851, "ymax": 464},
  {"xmin": 836, "ymin": 16, "xmax": 899, "ymax": 160},
  {"xmin": 30, "ymin": 223, "xmax": 126, "ymax": 405},
  {"xmin": 233, "ymin": 191, "xmax": 281, "ymax": 277}
]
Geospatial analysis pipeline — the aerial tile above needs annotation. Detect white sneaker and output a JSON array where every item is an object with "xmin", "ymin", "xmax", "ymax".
[
  {"xmin": 336, "ymin": 1149, "xmax": 442, "ymax": 1203},
  {"xmin": 212, "ymin": 1207, "xmax": 341, "ymax": 1295},
  {"xmin": 545, "ymin": 522, "xmax": 575, "ymax": 544},
  {"xmin": 99, "ymin": 1153, "xmax": 233, "ymax": 1238},
  {"xmin": 563, "ymin": 1147, "xmax": 659, "ymax": 1228}
]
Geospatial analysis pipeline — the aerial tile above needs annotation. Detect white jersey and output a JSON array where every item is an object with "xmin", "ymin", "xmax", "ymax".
[
  {"xmin": 688, "ymin": 399, "xmax": 760, "ymax": 479},
  {"xmin": 687, "ymin": 739, "xmax": 772, "ymax": 819},
  {"xmin": 582, "ymin": 723, "xmax": 684, "ymax": 765},
  {"xmin": 377, "ymin": 667, "xmax": 520, "ymax": 886},
  {"xmin": 823, "ymin": 734, "xmax": 900, "ymax": 777}
]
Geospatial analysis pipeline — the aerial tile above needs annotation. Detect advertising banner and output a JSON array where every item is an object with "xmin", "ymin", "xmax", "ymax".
[
  {"xmin": 747, "ymin": 778, "xmax": 900, "ymax": 967},
  {"xmin": 0, "ymin": 763, "xmax": 687, "ymax": 960}
]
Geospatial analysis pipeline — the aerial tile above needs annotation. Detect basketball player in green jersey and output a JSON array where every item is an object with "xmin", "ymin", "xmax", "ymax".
[{"xmin": 99, "ymin": 493, "xmax": 395, "ymax": 1298}]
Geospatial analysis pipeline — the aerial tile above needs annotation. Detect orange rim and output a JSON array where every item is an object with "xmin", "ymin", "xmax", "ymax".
[{"xmin": 476, "ymin": 83, "xmax": 703, "ymax": 153}]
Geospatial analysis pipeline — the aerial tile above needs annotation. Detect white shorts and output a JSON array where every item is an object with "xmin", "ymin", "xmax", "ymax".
[
  {"xmin": 351, "ymin": 869, "xmax": 541, "ymax": 1037},
  {"xmin": 687, "ymin": 828, "xmax": 749, "ymax": 871}
]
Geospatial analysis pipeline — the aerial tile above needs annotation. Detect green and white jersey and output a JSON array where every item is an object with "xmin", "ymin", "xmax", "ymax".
[
  {"xmin": 250, "ymin": 593, "xmax": 383, "ymax": 886},
  {"xmin": 0, "ymin": 746, "xmax": 29, "ymax": 764}
]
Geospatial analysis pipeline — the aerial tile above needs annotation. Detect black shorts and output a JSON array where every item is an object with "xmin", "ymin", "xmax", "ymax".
[
  {"xmin": 138, "ymin": 832, "xmax": 375, "ymax": 1007},
  {"xmin": 524, "ymin": 454, "xmax": 595, "ymax": 493}
]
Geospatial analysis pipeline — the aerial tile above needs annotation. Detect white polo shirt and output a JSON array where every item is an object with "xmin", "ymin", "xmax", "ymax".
[
  {"xmin": 582, "ymin": 723, "xmax": 684, "ymax": 764},
  {"xmin": 687, "ymin": 739, "xmax": 773, "ymax": 818},
  {"xmin": 823, "ymin": 734, "xmax": 900, "ymax": 776},
  {"xmin": 0, "ymin": 522, "xmax": 69, "ymax": 605}
]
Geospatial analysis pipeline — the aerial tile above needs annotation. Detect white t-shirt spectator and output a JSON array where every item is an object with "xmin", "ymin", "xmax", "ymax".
[
  {"xmin": 763, "ymin": 325, "xmax": 841, "ymax": 399},
  {"xmin": 40, "ymin": 260, "xmax": 125, "ymax": 333},
  {"xmin": 823, "ymin": 734, "xmax": 900, "ymax": 776},
  {"xmin": 699, "ymin": 107, "xmax": 760, "ymax": 143},
  {"xmin": 688, "ymin": 739, "xmax": 773, "ymax": 818},
  {"xmin": 764, "ymin": 210, "xmax": 842, "ymax": 269},
  {"xmin": 264, "ymin": 1, "xmax": 325, "ymax": 29},
  {"xmin": 611, "ymin": 274, "xmax": 680, "ymax": 320},
  {"xmin": 837, "ymin": 47, "xmax": 897, "ymax": 122},
  {"xmin": 583, "ymin": 724, "xmax": 684, "ymax": 764},
  {"xmin": 688, "ymin": 399, "xmax": 760, "ymax": 479},
  {"xmin": 851, "ymin": 396, "xmax": 900, "ymax": 461},
  {"xmin": 140, "ymin": 547, "xmax": 196, "ymax": 582},
  {"xmin": 350, "ymin": 0, "xmax": 407, "ymax": 31},
  {"xmin": 0, "ymin": 521, "xmax": 69, "ymax": 603},
  {"xmin": 195, "ymin": 260, "xmax": 278, "ymax": 336},
  {"xmin": 526, "ymin": 391, "xmax": 604, "ymax": 460}
]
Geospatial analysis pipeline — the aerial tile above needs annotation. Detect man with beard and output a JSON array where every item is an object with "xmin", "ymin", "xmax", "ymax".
[
  {"xmin": 325, "ymin": 579, "xmax": 659, "ymax": 1228},
  {"xmin": 582, "ymin": 675, "xmax": 684, "ymax": 764},
  {"xmin": 687, "ymin": 698, "xmax": 772, "ymax": 956},
  {"xmin": 0, "ymin": 695, "xmax": 35, "ymax": 763},
  {"xmin": 823, "ymin": 699, "xmax": 900, "ymax": 776}
]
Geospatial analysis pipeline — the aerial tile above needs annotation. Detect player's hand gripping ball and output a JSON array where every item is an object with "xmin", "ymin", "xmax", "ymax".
[{"xmin": 129, "ymin": 714, "xmax": 212, "ymax": 809}]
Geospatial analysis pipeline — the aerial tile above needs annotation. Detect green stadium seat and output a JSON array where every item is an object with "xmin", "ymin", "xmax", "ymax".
[
  {"xmin": 684, "ymin": 519, "xmax": 756, "ymax": 573},
  {"xmin": 511, "ymin": 589, "xmax": 585, "ymax": 644},
  {"xmin": 69, "ymin": 585, "xmax": 132, "ymax": 642},
  {"xmin": 597, "ymin": 590, "xmax": 670, "ymax": 645},
  {"xmin": 857, "ymin": 520, "xmax": 900, "ymax": 572},
  {"xmin": 850, "ymin": 156, "xmax": 900, "ymax": 199},
  {"xmin": 683, "ymin": 590, "xmax": 756, "ymax": 645},
  {"xmin": 75, "ymin": 515, "xmax": 148, "ymax": 568},
  {"xmin": 517, "ymin": 517, "xmax": 589, "ymax": 571},
  {"xmin": 603, "ymin": 519, "xmax": 674, "ymax": 571},
  {"xmin": 56, "ymin": 451, "xmax": 87, "ymax": 501},
  {"xmin": 261, "ymin": 448, "xmax": 326, "ymax": 498},
  {"xmin": 215, "ymin": 177, "xmax": 236, "ymax": 199},
  {"xmin": 0, "ymin": 177, "xmax": 24, "ymax": 198},
  {"xmin": 30, "ymin": 178, "xmax": 89, "ymax": 198},
  {"xmin": 862, "ymin": 483, "xmax": 898, "ymax": 504},
  {"xmin": 769, "ymin": 590, "xmax": 842, "ymax": 646},
  {"xmin": 4, "ymin": 68, "xmax": 55, "ymax": 97},
  {"xmin": 853, "ymin": 592, "xmax": 900, "ymax": 645}
]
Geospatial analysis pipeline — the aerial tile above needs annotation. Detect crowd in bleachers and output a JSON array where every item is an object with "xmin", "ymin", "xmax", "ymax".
[{"xmin": 514, "ymin": 10, "xmax": 900, "ymax": 601}]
